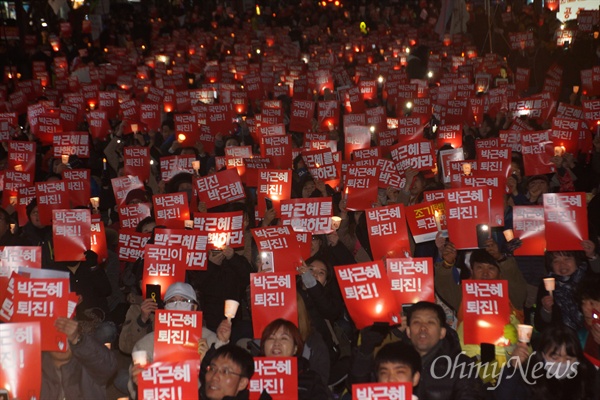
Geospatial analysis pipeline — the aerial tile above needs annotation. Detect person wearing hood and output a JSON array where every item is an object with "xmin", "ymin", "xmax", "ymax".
[{"xmin": 21, "ymin": 199, "xmax": 55, "ymax": 269}]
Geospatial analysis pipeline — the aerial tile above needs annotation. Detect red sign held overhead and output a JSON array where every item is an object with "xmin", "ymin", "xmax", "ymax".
[
  {"xmin": 543, "ymin": 193, "xmax": 588, "ymax": 251},
  {"xmin": 386, "ymin": 258, "xmax": 435, "ymax": 304},
  {"xmin": 52, "ymin": 209, "xmax": 91, "ymax": 262},
  {"xmin": 365, "ymin": 204, "xmax": 410, "ymax": 260},
  {"xmin": 250, "ymin": 273, "xmax": 298, "ymax": 338},
  {"xmin": 462, "ymin": 280, "xmax": 510, "ymax": 345}
]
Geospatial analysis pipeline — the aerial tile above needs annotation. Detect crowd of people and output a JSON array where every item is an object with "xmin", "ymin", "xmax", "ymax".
[{"xmin": 1, "ymin": 0, "xmax": 600, "ymax": 398}]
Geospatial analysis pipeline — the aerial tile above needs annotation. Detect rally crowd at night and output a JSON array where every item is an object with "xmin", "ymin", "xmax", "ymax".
[{"xmin": 1, "ymin": 0, "xmax": 600, "ymax": 398}]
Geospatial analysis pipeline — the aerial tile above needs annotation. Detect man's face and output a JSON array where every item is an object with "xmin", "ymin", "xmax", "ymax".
[
  {"xmin": 407, "ymin": 309, "xmax": 446, "ymax": 356},
  {"xmin": 471, "ymin": 262, "xmax": 499, "ymax": 280},
  {"xmin": 204, "ymin": 355, "xmax": 248, "ymax": 400},
  {"xmin": 377, "ymin": 361, "xmax": 420, "ymax": 387}
]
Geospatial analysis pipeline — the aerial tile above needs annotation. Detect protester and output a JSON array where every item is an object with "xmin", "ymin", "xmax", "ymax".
[{"xmin": 200, "ymin": 344, "xmax": 256, "ymax": 400}]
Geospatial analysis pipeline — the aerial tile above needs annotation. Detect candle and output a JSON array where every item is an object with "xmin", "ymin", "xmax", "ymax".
[
  {"xmin": 554, "ymin": 145, "xmax": 565, "ymax": 157},
  {"xmin": 517, "ymin": 324, "xmax": 533, "ymax": 343},
  {"xmin": 103, "ymin": 158, "xmax": 107, "ymax": 171},
  {"xmin": 13, "ymin": 165, "xmax": 22, "ymax": 172},
  {"xmin": 543, "ymin": 277, "xmax": 555, "ymax": 296},
  {"xmin": 503, "ymin": 229, "xmax": 515, "ymax": 242},
  {"xmin": 61, "ymin": 155, "xmax": 69, "ymax": 165},
  {"xmin": 224, "ymin": 299, "xmax": 240, "ymax": 321},
  {"xmin": 9, "ymin": 196, "xmax": 17, "ymax": 206},
  {"xmin": 434, "ymin": 210, "xmax": 442, "ymax": 232},
  {"xmin": 573, "ymin": 86, "xmax": 579, "ymax": 94},
  {"xmin": 90, "ymin": 197, "xmax": 100, "ymax": 210},
  {"xmin": 184, "ymin": 220, "xmax": 194, "ymax": 229},
  {"xmin": 331, "ymin": 216, "xmax": 342, "ymax": 230},
  {"xmin": 10, "ymin": 223, "xmax": 15, "ymax": 234},
  {"xmin": 178, "ymin": 133, "xmax": 186, "ymax": 142},
  {"xmin": 131, "ymin": 123, "xmax": 138, "ymax": 132},
  {"xmin": 192, "ymin": 161, "xmax": 200, "ymax": 174}
]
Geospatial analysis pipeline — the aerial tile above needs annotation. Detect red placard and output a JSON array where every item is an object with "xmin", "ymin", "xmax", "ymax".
[
  {"xmin": 260, "ymin": 135, "xmax": 293, "ymax": 169},
  {"xmin": 346, "ymin": 164, "xmax": 378, "ymax": 211},
  {"xmin": 461, "ymin": 175, "xmax": 506, "ymax": 227},
  {"xmin": 138, "ymin": 359, "xmax": 200, "ymax": 400},
  {"xmin": 302, "ymin": 149, "xmax": 338, "ymax": 181},
  {"xmin": 279, "ymin": 197, "xmax": 333, "ymax": 234},
  {"xmin": 317, "ymin": 100, "xmax": 339, "ymax": 132},
  {"xmin": 118, "ymin": 203, "xmax": 152, "ymax": 230},
  {"xmin": 63, "ymin": 168, "xmax": 91, "ymax": 209},
  {"xmin": 462, "ymin": 280, "xmax": 510, "ymax": 345},
  {"xmin": 90, "ymin": 217, "xmax": 107, "ymax": 264},
  {"xmin": 12, "ymin": 276, "xmax": 70, "ymax": 351},
  {"xmin": 0, "ymin": 322, "xmax": 42, "ymax": 400},
  {"xmin": 123, "ymin": 146, "xmax": 151, "ymax": 182},
  {"xmin": 437, "ymin": 124, "xmax": 463, "ymax": 149},
  {"xmin": 16, "ymin": 186, "xmax": 36, "ymax": 227},
  {"xmin": 543, "ymin": 193, "xmax": 588, "ymax": 251},
  {"xmin": 405, "ymin": 201, "xmax": 447, "ymax": 243},
  {"xmin": 352, "ymin": 382, "xmax": 412, "ymax": 400},
  {"xmin": 0, "ymin": 247, "xmax": 41, "ymax": 290},
  {"xmin": 377, "ymin": 158, "xmax": 404, "ymax": 190},
  {"xmin": 193, "ymin": 211, "xmax": 244, "ymax": 250},
  {"xmin": 256, "ymin": 170, "xmax": 292, "ymax": 218},
  {"xmin": 244, "ymin": 157, "xmax": 271, "ymax": 188},
  {"xmin": 2, "ymin": 169, "xmax": 33, "ymax": 208},
  {"xmin": 335, "ymin": 261, "xmax": 400, "ymax": 329},
  {"xmin": 8, "ymin": 141, "xmax": 36, "ymax": 172},
  {"xmin": 35, "ymin": 180, "xmax": 69, "ymax": 226},
  {"xmin": 52, "ymin": 131, "xmax": 90, "ymax": 158},
  {"xmin": 111, "ymin": 175, "xmax": 144, "ymax": 207},
  {"xmin": 154, "ymin": 228, "xmax": 208, "ymax": 271},
  {"xmin": 344, "ymin": 125, "xmax": 371, "ymax": 160},
  {"xmin": 153, "ymin": 193, "xmax": 190, "ymax": 229},
  {"xmin": 386, "ymin": 258, "xmax": 435, "ymax": 304},
  {"xmin": 249, "ymin": 357, "xmax": 298, "ymax": 400},
  {"xmin": 118, "ymin": 230, "xmax": 151, "ymax": 262},
  {"xmin": 52, "ymin": 209, "xmax": 91, "ymax": 262},
  {"xmin": 142, "ymin": 245, "xmax": 187, "ymax": 299},
  {"xmin": 250, "ymin": 272, "xmax": 298, "ymax": 338},
  {"xmin": 160, "ymin": 155, "xmax": 195, "ymax": 182},
  {"xmin": 288, "ymin": 99, "xmax": 315, "ymax": 133},
  {"xmin": 251, "ymin": 226, "xmax": 310, "ymax": 273},
  {"xmin": 521, "ymin": 130, "xmax": 556, "ymax": 176},
  {"xmin": 444, "ymin": 187, "xmax": 490, "ymax": 249},
  {"xmin": 140, "ymin": 103, "xmax": 162, "ymax": 131},
  {"xmin": 390, "ymin": 139, "xmax": 435, "ymax": 174},
  {"xmin": 153, "ymin": 310, "xmax": 203, "ymax": 362},
  {"xmin": 195, "ymin": 168, "xmax": 245, "ymax": 209},
  {"xmin": 87, "ymin": 110, "xmax": 110, "ymax": 140},
  {"xmin": 365, "ymin": 204, "xmax": 410, "ymax": 260},
  {"xmin": 550, "ymin": 117, "xmax": 581, "ymax": 155},
  {"xmin": 512, "ymin": 206, "xmax": 545, "ymax": 256}
]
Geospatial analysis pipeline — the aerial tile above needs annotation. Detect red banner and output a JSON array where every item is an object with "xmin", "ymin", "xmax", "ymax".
[
  {"xmin": 346, "ymin": 164, "xmax": 378, "ymax": 211},
  {"xmin": 142, "ymin": 245, "xmax": 187, "ymax": 299},
  {"xmin": 256, "ymin": 170, "xmax": 292, "ymax": 218},
  {"xmin": 118, "ymin": 230, "xmax": 151, "ymax": 262},
  {"xmin": 138, "ymin": 359, "xmax": 200, "ymax": 400},
  {"xmin": 444, "ymin": 187, "xmax": 490, "ymax": 249},
  {"xmin": 251, "ymin": 226, "xmax": 310, "ymax": 273},
  {"xmin": 462, "ymin": 280, "xmax": 510, "ymax": 345},
  {"xmin": 193, "ymin": 211, "xmax": 244, "ymax": 250},
  {"xmin": 543, "ymin": 193, "xmax": 588, "ymax": 251},
  {"xmin": 279, "ymin": 197, "xmax": 333, "ymax": 234},
  {"xmin": 249, "ymin": 357, "xmax": 298, "ymax": 400},
  {"xmin": 335, "ymin": 261, "xmax": 400, "ymax": 329},
  {"xmin": 153, "ymin": 193, "xmax": 190, "ymax": 229},
  {"xmin": 250, "ymin": 272, "xmax": 298, "ymax": 338},
  {"xmin": 365, "ymin": 204, "xmax": 410, "ymax": 260},
  {"xmin": 118, "ymin": 203, "xmax": 152, "ymax": 230},
  {"xmin": 52, "ymin": 209, "xmax": 91, "ymax": 262},
  {"xmin": 195, "ymin": 168, "xmax": 245, "ymax": 209},
  {"xmin": 405, "ymin": 201, "xmax": 447, "ymax": 243},
  {"xmin": 36, "ymin": 180, "xmax": 69, "ymax": 226},
  {"xmin": 0, "ymin": 321, "xmax": 42, "ymax": 400},
  {"xmin": 512, "ymin": 206, "xmax": 545, "ymax": 256},
  {"xmin": 123, "ymin": 146, "xmax": 151, "ymax": 182},
  {"xmin": 386, "ymin": 258, "xmax": 435, "ymax": 304},
  {"xmin": 352, "ymin": 382, "xmax": 412, "ymax": 400},
  {"xmin": 111, "ymin": 175, "xmax": 144, "ymax": 207},
  {"xmin": 153, "ymin": 310, "xmax": 203, "ymax": 362}
]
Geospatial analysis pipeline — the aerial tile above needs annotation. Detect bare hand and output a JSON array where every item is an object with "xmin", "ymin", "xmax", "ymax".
[
  {"xmin": 55, "ymin": 317, "xmax": 80, "ymax": 343},
  {"xmin": 262, "ymin": 208, "xmax": 276, "ymax": 227},
  {"xmin": 216, "ymin": 319, "xmax": 232, "ymax": 343},
  {"xmin": 131, "ymin": 363, "xmax": 144, "ymax": 386},
  {"xmin": 581, "ymin": 240, "xmax": 597, "ymax": 259},
  {"xmin": 315, "ymin": 180, "xmax": 327, "ymax": 196},
  {"xmin": 485, "ymin": 238, "xmax": 502, "ymax": 260},
  {"xmin": 326, "ymin": 231, "xmax": 339, "ymax": 247},
  {"xmin": 541, "ymin": 295, "xmax": 554, "ymax": 312},
  {"xmin": 140, "ymin": 298, "xmax": 158, "ymax": 323},
  {"xmin": 223, "ymin": 246, "xmax": 235, "ymax": 260},
  {"xmin": 209, "ymin": 250, "xmax": 226, "ymax": 265},
  {"xmin": 197, "ymin": 201, "xmax": 208, "ymax": 213},
  {"xmin": 296, "ymin": 260, "xmax": 310, "ymax": 275},
  {"xmin": 509, "ymin": 342, "xmax": 530, "ymax": 367},
  {"xmin": 198, "ymin": 338, "xmax": 209, "ymax": 360}
]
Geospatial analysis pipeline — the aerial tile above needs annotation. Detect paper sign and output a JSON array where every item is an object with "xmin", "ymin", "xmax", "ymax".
[
  {"xmin": 543, "ymin": 193, "xmax": 588, "ymax": 251},
  {"xmin": 256, "ymin": 170, "xmax": 293, "ymax": 218},
  {"xmin": 251, "ymin": 226, "xmax": 310, "ymax": 273},
  {"xmin": 386, "ymin": 258, "xmax": 435, "ymax": 304},
  {"xmin": 36, "ymin": 180, "xmax": 69, "ymax": 226},
  {"xmin": 154, "ymin": 229, "xmax": 208, "ymax": 271},
  {"xmin": 118, "ymin": 230, "xmax": 151, "ymax": 262},
  {"xmin": 193, "ymin": 211, "xmax": 244, "ymax": 250},
  {"xmin": 111, "ymin": 175, "xmax": 144, "ymax": 207},
  {"xmin": 118, "ymin": 203, "xmax": 152, "ymax": 230},
  {"xmin": 142, "ymin": 245, "xmax": 187, "ymax": 299},
  {"xmin": 250, "ymin": 273, "xmax": 298, "ymax": 339},
  {"xmin": 405, "ymin": 201, "xmax": 447, "ymax": 243},
  {"xmin": 195, "ymin": 168, "xmax": 245, "ymax": 209},
  {"xmin": 512, "ymin": 206, "xmax": 546, "ymax": 256},
  {"xmin": 123, "ymin": 146, "xmax": 151, "ymax": 182},
  {"xmin": 352, "ymin": 382, "xmax": 411, "ymax": 400},
  {"xmin": 365, "ymin": 204, "xmax": 410, "ymax": 260},
  {"xmin": 462, "ymin": 280, "xmax": 510, "ymax": 345},
  {"xmin": 153, "ymin": 310, "xmax": 202, "ymax": 362},
  {"xmin": 52, "ymin": 209, "xmax": 91, "ymax": 261},
  {"xmin": 138, "ymin": 359, "xmax": 200, "ymax": 400},
  {"xmin": 444, "ymin": 187, "xmax": 490, "ymax": 249},
  {"xmin": 0, "ymin": 322, "xmax": 42, "ymax": 400},
  {"xmin": 279, "ymin": 197, "xmax": 333, "ymax": 234},
  {"xmin": 249, "ymin": 357, "xmax": 298, "ymax": 400},
  {"xmin": 153, "ymin": 193, "xmax": 190, "ymax": 229}
]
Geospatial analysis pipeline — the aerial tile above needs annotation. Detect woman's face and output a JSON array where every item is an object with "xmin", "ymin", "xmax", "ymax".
[
  {"xmin": 263, "ymin": 326, "xmax": 297, "ymax": 357},
  {"xmin": 140, "ymin": 221, "xmax": 156, "ymax": 234},
  {"xmin": 542, "ymin": 344, "xmax": 577, "ymax": 365},
  {"xmin": 309, "ymin": 260, "xmax": 328, "ymax": 286},
  {"xmin": 30, "ymin": 206, "xmax": 43, "ymax": 228},
  {"xmin": 302, "ymin": 181, "xmax": 316, "ymax": 198},
  {"xmin": 310, "ymin": 236, "xmax": 321, "ymax": 257},
  {"xmin": 551, "ymin": 255, "xmax": 577, "ymax": 277}
]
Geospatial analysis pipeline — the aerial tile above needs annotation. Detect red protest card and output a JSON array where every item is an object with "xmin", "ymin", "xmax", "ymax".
[
  {"xmin": 352, "ymin": 382, "xmax": 412, "ymax": 400},
  {"xmin": 260, "ymin": 134, "xmax": 293, "ymax": 169},
  {"xmin": 344, "ymin": 125, "xmax": 371, "ymax": 160},
  {"xmin": 160, "ymin": 155, "xmax": 195, "ymax": 182},
  {"xmin": 437, "ymin": 124, "xmax": 463, "ymax": 149},
  {"xmin": 193, "ymin": 211, "xmax": 244, "ymax": 250},
  {"xmin": 90, "ymin": 216, "xmax": 107, "ymax": 263},
  {"xmin": 153, "ymin": 310, "xmax": 203, "ymax": 362},
  {"xmin": 335, "ymin": 261, "xmax": 401, "ymax": 329},
  {"xmin": 377, "ymin": 158, "xmax": 404, "ymax": 190},
  {"xmin": 279, "ymin": 197, "xmax": 333, "ymax": 234},
  {"xmin": 405, "ymin": 201, "xmax": 447, "ymax": 243},
  {"xmin": 63, "ymin": 168, "xmax": 91, "ymax": 207},
  {"xmin": 365, "ymin": 204, "xmax": 410, "ymax": 260},
  {"xmin": 118, "ymin": 230, "xmax": 151, "ymax": 262},
  {"xmin": 250, "ymin": 273, "xmax": 298, "ymax": 339},
  {"xmin": 140, "ymin": 103, "xmax": 162, "ymax": 131},
  {"xmin": 142, "ymin": 245, "xmax": 187, "ymax": 299},
  {"xmin": 461, "ymin": 175, "xmax": 506, "ymax": 227},
  {"xmin": 16, "ymin": 186, "xmax": 36, "ymax": 227},
  {"xmin": 521, "ymin": 131, "xmax": 556, "ymax": 176},
  {"xmin": 244, "ymin": 158, "xmax": 271, "ymax": 188},
  {"xmin": 345, "ymin": 164, "xmax": 378, "ymax": 211},
  {"xmin": 52, "ymin": 131, "xmax": 90, "ymax": 158},
  {"xmin": 87, "ymin": 110, "xmax": 110, "ymax": 140},
  {"xmin": 111, "ymin": 175, "xmax": 144, "ymax": 207},
  {"xmin": 386, "ymin": 258, "xmax": 435, "ymax": 304},
  {"xmin": 317, "ymin": 100, "xmax": 339, "ymax": 132},
  {"xmin": 52, "ymin": 209, "xmax": 91, "ymax": 262},
  {"xmin": 35, "ymin": 180, "xmax": 69, "ymax": 226},
  {"xmin": 302, "ymin": 149, "xmax": 339, "ymax": 181},
  {"xmin": 444, "ymin": 187, "xmax": 491, "ymax": 249},
  {"xmin": 2, "ymin": 169, "xmax": 34, "ymax": 208},
  {"xmin": 251, "ymin": 226, "xmax": 310, "ymax": 273},
  {"xmin": 154, "ymin": 228, "xmax": 208, "ymax": 271},
  {"xmin": 0, "ymin": 321, "xmax": 42, "ymax": 400},
  {"xmin": 153, "ymin": 193, "xmax": 190, "ymax": 229},
  {"xmin": 118, "ymin": 203, "xmax": 152, "ymax": 230},
  {"xmin": 195, "ymin": 168, "xmax": 245, "ymax": 209},
  {"xmin": 512, "ymin": 206, "xmax": 546, "ymax": 256},
  {"xmin": 390, "ymin": 139, "xmax": 436, "ymax": 174},
  {"xmin": 543, "ymin": 193, "xmax": 588, "ymax": 251},
  {"xmin": 12, "ymin": 276, "xmax": 70, "ymax": 351},
  {"xmin": 249, "ymin": 357, "xmax": 298, "ymax": 400},
  {"xmin": 288, "ymin": 99, "xmax": 315, "ymax": 133},
  {"xmin": 123, "ymin": 146, "xmax": 151, "ymax": 182},
  {"xmin": 0, "ymin": 246, "xmax": 41, "ymax": 293},
  {"xmin": 256, "ymin": 170, "xmax": 293, "ymax": 218},
  {"xmin": 138, "ymin": 359, "xmax": 200, "ymax": 399},
  {"xmin": 7, "ymin": 140, "xmax": 36, "ymax": 172},
  {"xmin": 462, "ymin": 280, "xmax": 510, "ymax": 345},
  {"xmin": 550, "ymin": 117, "xmax": 581, "ymax": 155}
]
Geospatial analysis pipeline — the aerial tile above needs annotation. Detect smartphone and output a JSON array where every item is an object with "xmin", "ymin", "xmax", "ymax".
[
  {"xmin": 402, "ymin": 303, "xmax": 413, "ymax": 317},
  {"xmin": 265, "ymin": 197, "xmax": 274, "ymax": 210},
  {"xmin": 146, "ymin": 284, "xmax": 162, "ymax": 305},
  {"xmin": 0, "ymin": 389, "xmax": 9, "ymax": 400},
  {"xmin": 476, "ymin": 224, "xmax": 490, "ymax": 248},
  {"xmin": 593, "ymin": 309, "xmax": 600, "ymax": 324},
  {"xmin": 481, "ymin": 343, "xmax": 495, "ymax": 363}
]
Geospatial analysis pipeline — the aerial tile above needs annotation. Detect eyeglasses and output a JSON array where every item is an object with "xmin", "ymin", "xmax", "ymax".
[
  {"xmin": 206, "ymin": 364, "xmax": 242, "ymax": 378},
  {"xmin": 164, "ymin": 298, "xmax": 195, "ymax": 306}
]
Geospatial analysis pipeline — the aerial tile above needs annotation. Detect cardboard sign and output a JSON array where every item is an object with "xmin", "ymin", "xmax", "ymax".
[
  {"xmin": 138, "ymin": 359, "xmax": 200, "ymax": 400},
  {"xmin": 153, "ymin": 193, "xmax": 190, "ymax": 229},
  {"xmin": 118, "ymin": 230, "xmax": 151, "ymax": 262},
  {"xmin": 543, "ymin": 193, "xmax": 588, "ymax": 251},
  {"xmin": 352, "ymin": 382, "xmax": 412, "ymax": 400},
  {"xmin": 256, "ymin": 170, "xmax": 292, "ymax": 218},
  {"xmin": 0, "ymin": 322, "xmax": 42, "ymax": 400},
  {"xmin": 118, "ymin": 203, "xmax": 152, "ymax": 230},
  {"xmin": 195, "ymin": 168, "xmax": 245, "ymax": 209},
  {"xmin": 123, "ymin": 146, "xmax": 151, "ymax": 182},
  {"xmin": 444, "ymin": 187, "xmax": 490, "ymax": 249},
  {"xmin": 249, "ymin": 357, "xmax": 298, "ymax": 400},
  {"xmin": 153, "ymin": 310, "xmax": 203, "ymax": 362},
  {"xmin": 335, "ymin": 261, "xmax": 401, "ymax": 329},
  {"xmin": 193, "ymin": 211, "xmax": 244, "ymax": 250},
  {"xmin": 365, "ymin": 204, "xmax": 410, "ymax": 260},
  {"xmin": 111, "ymin": 175, "xmax": 144, "ymax": 207},
  {"xmin": 36, "ymin": 180, "xmax": 69, "ymax": 226},
  {"xmin": 346, "ymin": 164, "xmax": 378, "ymax": 211},
  {"xmin": 52, "ymin": 209, "xmax": 91, "ymax": 262},
  {"xmin": 462, "ymin": 280, "xmax": 510, "ymax": 345},
  {"xmin": 279, "ymin": 197, "xmax": 333, "ymax": 234},
  {"xmin": 386, "ymin": 258, "xmax": 435, "ymax": 304},
  {"xmin": 405, "ymin": 201, "xmax": 447, "ymax": 243},
  {"xmin": 512, "ymin": 206, "xmax": 545, "ymax": 256},
  {"xmin": 142, "ymin": 245, "xmax": 187, "ymax": 299},
  {"xmin": 251, "ymin": 226, "xmax": 310, "ymax": 273},
  {"xmin": 250, "ymin": 273, "xmax": 298, "ymax": 338},
  {"xmin": 160, "ymin": 155, "xmax": 196, "ymax": 182}
]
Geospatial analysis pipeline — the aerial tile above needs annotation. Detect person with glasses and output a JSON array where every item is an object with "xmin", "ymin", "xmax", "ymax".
[{"xmin": 200, "ymin": 344, "xmax": 255, "ymax": 400}]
